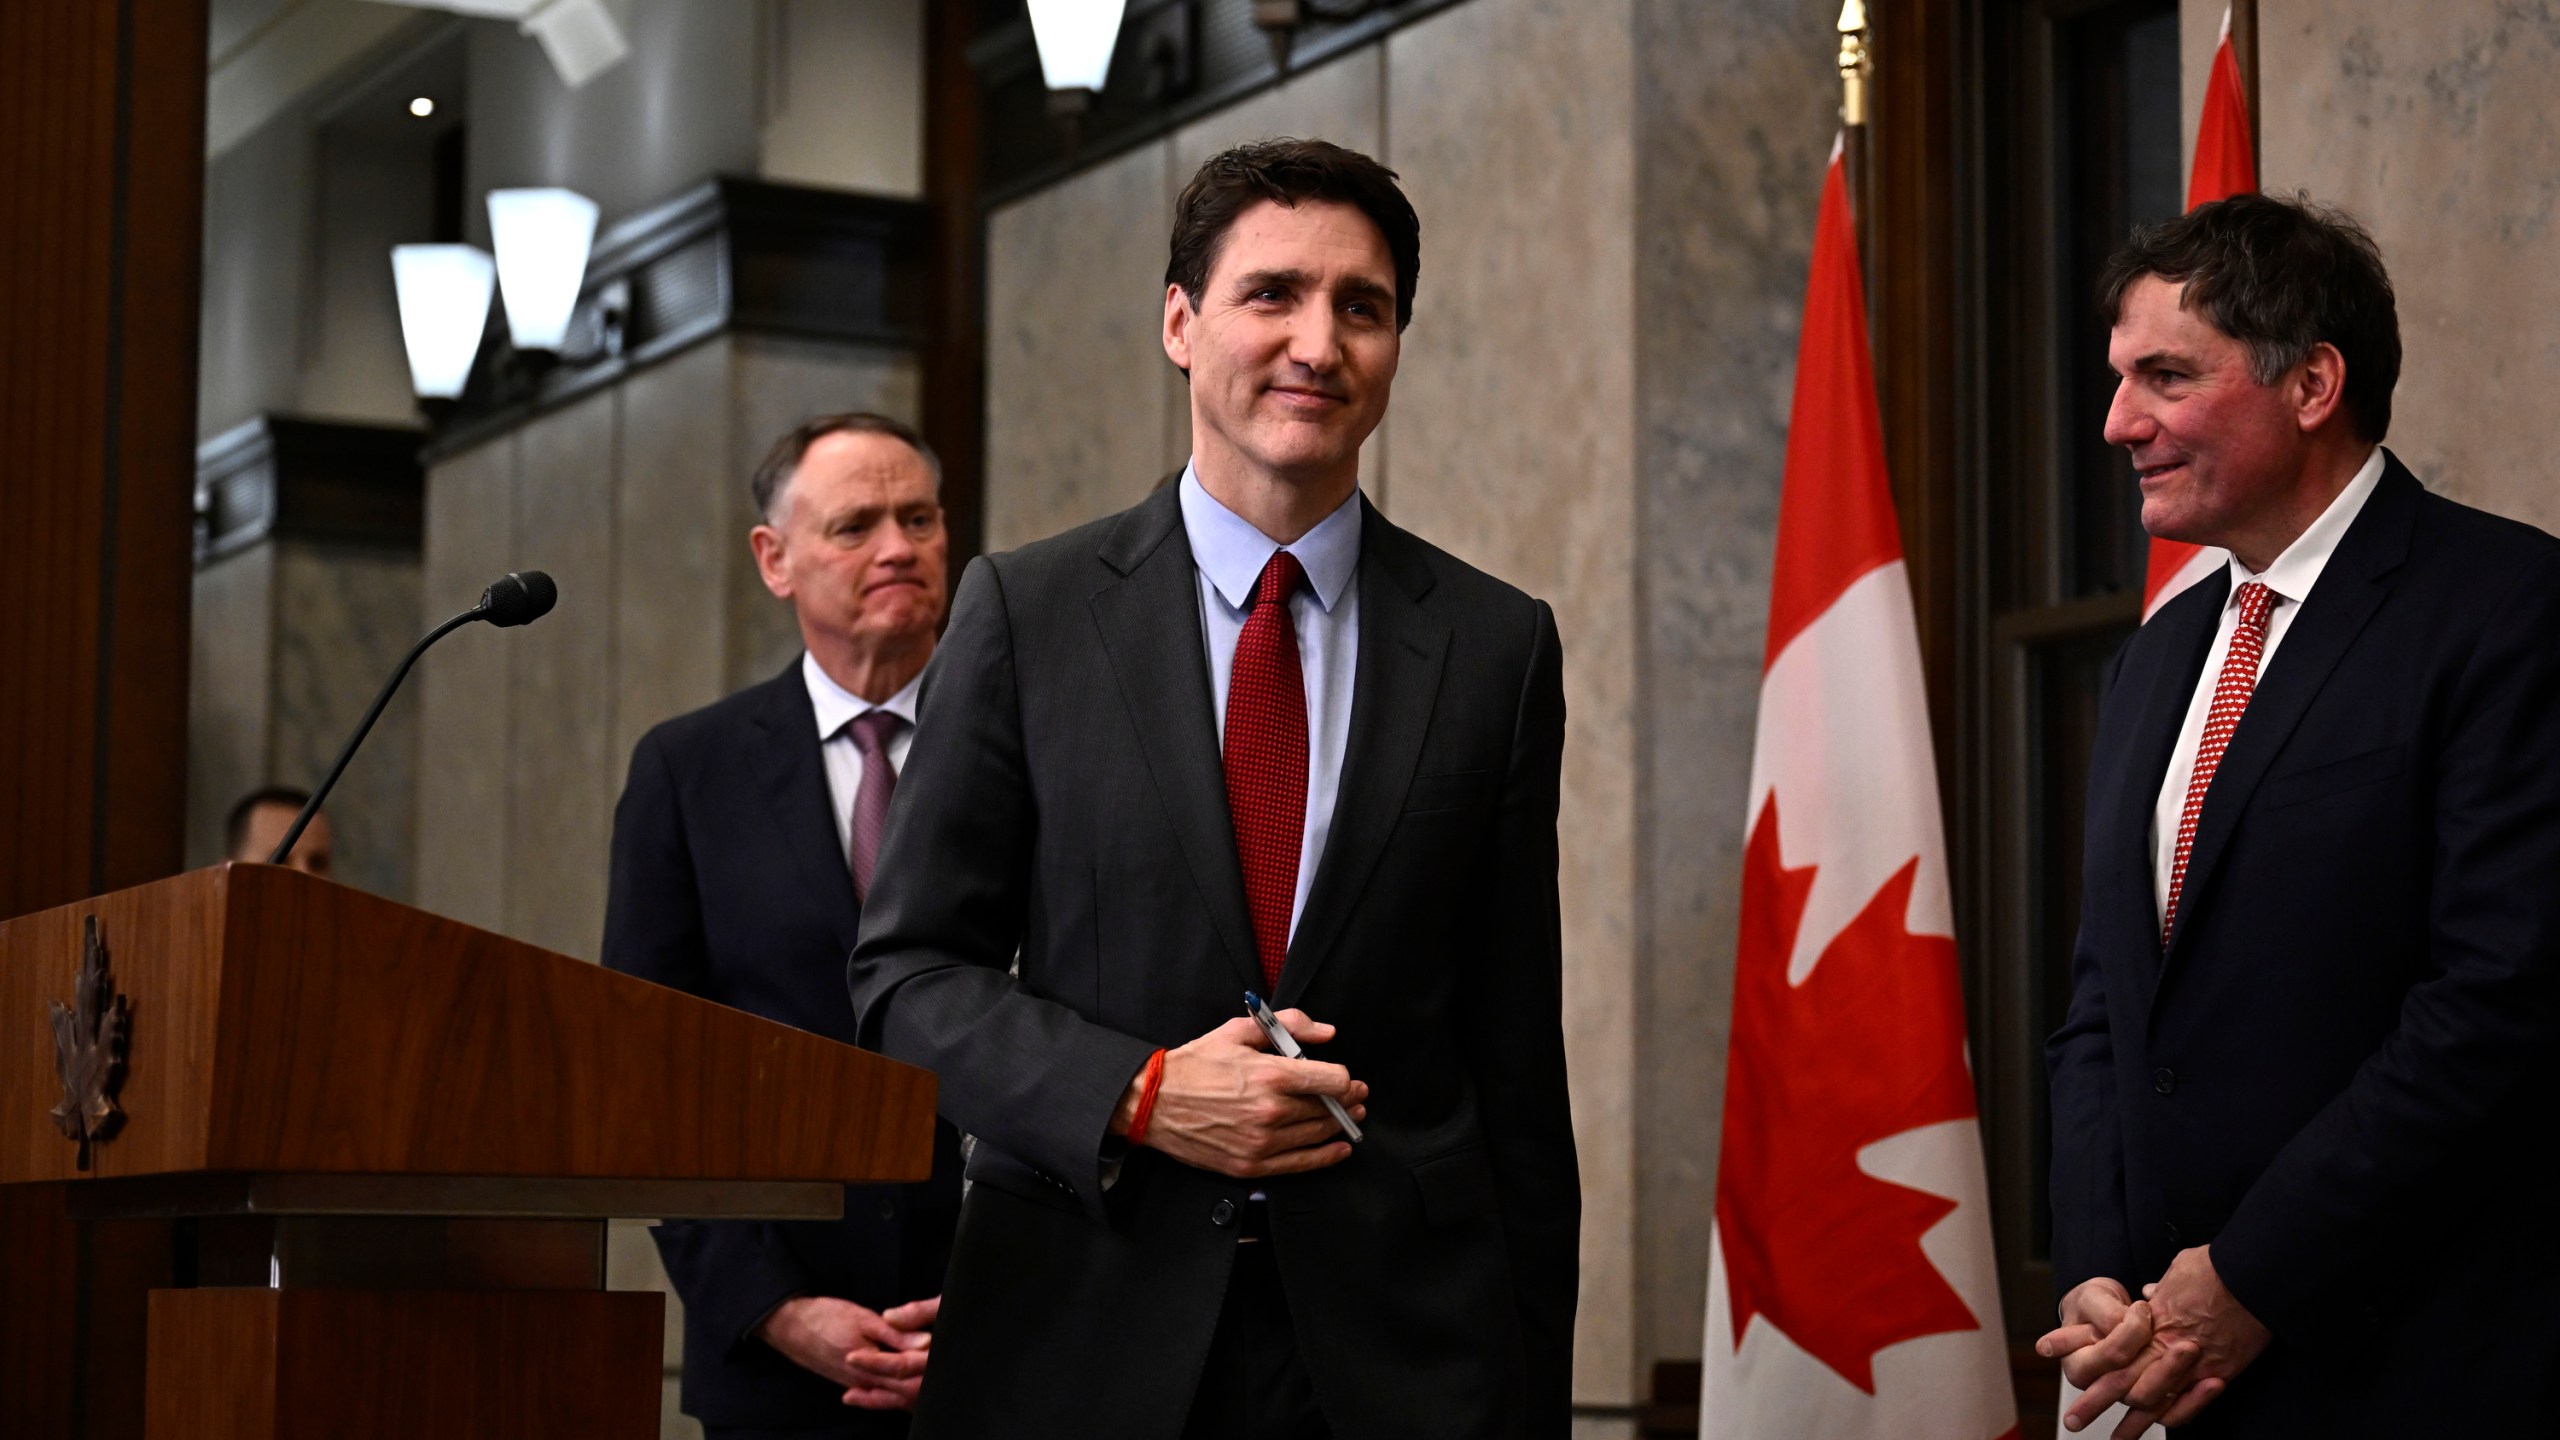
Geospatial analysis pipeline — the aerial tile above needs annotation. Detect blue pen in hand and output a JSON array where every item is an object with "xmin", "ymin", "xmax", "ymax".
[{"xmin": 1244, "ymin": 991, "xmax": 1364, "ymax": 1144}]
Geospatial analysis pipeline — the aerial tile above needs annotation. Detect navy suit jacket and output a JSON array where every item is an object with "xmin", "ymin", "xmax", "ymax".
[
  {"xmin": 605, "ymin": 662, "xmax": 963, "ymax": 1431},
  {"xmin": 2048, "ymin": 454, "xmax": 2560, "ymax": 1434}
]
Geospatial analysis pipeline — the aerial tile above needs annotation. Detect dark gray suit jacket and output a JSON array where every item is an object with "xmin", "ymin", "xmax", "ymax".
[{"xmin": 848, "ymin": 484, "xmax": 1579, "ymax": 1439}]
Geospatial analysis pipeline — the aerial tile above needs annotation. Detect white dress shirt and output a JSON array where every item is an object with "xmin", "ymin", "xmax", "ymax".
[
  {"xmin": 803, "ymin": 651, "xmax": 921, "ymax": 869},
  {"xmin": 1178, "ymin": 463, "xmax": 1362, "ymax": 944},
  {"xmin": 2150, "ymin": 446, "xmax": 2385, "ymax": 921}
]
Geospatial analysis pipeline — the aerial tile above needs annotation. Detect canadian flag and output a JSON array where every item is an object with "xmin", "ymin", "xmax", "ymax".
[
  {"xmin": 1701, "ymin": 137, "xmax": 2014, "ymax": 1440},
  {"xmin": 2141, "ymin": 6, "xmax": 2258, "ymax": 619}
]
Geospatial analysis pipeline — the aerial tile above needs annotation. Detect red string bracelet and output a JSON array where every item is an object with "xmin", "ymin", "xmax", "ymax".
[{"xmin": 1126, "ymin": 1048, "xmax": 1168, "ymax": 1147}]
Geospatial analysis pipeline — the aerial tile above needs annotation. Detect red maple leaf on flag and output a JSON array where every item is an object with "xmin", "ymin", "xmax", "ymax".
[{"xmin": 1715, "ymin": 796, "xmax": 1985, "ymax": 1392}]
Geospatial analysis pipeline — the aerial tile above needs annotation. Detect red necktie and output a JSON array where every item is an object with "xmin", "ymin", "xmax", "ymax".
[
  {"xmin": 2162, "ymin": 581, "xmax": 2276, "ymax": 945},
  {"xmin": 1225, "ymin": 552, "xmax": 1309, "ymax": 994},
  {"xmin": 848, "ymin": 709, "xmax": 904, "ymax": 902}
]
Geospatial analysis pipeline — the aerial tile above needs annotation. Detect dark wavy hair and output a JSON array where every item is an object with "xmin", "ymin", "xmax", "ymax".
[
  {"xmin": 1167, "ymin": 137, "xmax": 1421, "ymax": 331},
  {"xmin": 2098, "ymin": 191, "xmax": 2401, "ymax": 441}
]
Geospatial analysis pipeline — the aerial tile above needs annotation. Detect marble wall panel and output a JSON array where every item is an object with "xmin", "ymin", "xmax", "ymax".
[
  {"xmin": 416, "ymin": 434, "xmax": 519, "ymax": 931},
  {"xmin": 187, "ymin": 545, "xmax": 277, "ymax": 866},
  {"xmin": 726, "ymin": 336, "xmax": 924, "ymax": 691},
  {"xmin": 1630, "ymin": 0, "xmax": 1837, "ymax": 1370},
  {"xmin": 983, "ymin": 140, "xmax": 1180, "ymax": 553},
  {"xmin": 614, "ymin": 340, "xmax": 735, "ymax": 772},
  {"xmin": 268, "ymin": 541, "xmax": 424, "ymax": 900},
  {"xmin": 1384, "ymin": 0, "xmax": 1643, "ymax": 1402},
  {"xmin": 508, "ymin": 387, "xmax": 622, "ymax": 962},
  {"xmin": 2256, "ymin": 0, "xmax": 2560, "ymax": 534}
]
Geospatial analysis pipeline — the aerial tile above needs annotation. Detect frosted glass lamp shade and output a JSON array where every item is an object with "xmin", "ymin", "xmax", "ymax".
[
  {"xmin": 487, "ymin": 187, "xmax": 600, "ymax": 351},
  {"xmin": 390, "ymin": 244, "xmax": 496, "ymax": 399},
  {"xmin": 1027, "ymin": 0, "xmax": 1127, "ymax": 92}
]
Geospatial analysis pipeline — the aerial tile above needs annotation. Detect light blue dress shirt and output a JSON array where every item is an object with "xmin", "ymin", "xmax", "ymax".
[{"xmin": 1178, "ymin": 463, "xmax": 1361, "ymax": 945}]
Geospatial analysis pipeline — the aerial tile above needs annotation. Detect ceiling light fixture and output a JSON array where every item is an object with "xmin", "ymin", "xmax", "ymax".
[
  {"xmin": 485, "ymin": 187, "xmax": 599, "ymax": 353},
  {"xmin": 409, "ymin": 96, "xmax": 436, "ymax": 118},
  {"xmin": 390, "ymin": 244, "xmax": 495, "ymax": 399}
]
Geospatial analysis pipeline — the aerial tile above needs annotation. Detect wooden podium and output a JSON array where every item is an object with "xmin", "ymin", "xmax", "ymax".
[{"xmin": 0, "ymin": 863, "xmax": 936, "ymax": 1439}]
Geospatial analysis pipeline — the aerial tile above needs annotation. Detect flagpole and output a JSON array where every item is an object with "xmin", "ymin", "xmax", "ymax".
[
  {"xmin": 1836, "ymin": 0, "xmax": 1874, "ymax": 337},
  {"xmin": 2230, "ymin": 0, "xmax": 2260, "ymax": 178}
]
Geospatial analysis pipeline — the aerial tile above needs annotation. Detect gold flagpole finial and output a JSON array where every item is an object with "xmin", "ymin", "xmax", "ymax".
[{"xmin": 1837, "ymin": 0, "xmax": 1871, "ymax": 126}]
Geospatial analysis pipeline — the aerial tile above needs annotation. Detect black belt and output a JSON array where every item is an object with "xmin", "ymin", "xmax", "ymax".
[{"xmin": 1235, "ymin": 1197, "xmax": 1271, "ymax": 1243}]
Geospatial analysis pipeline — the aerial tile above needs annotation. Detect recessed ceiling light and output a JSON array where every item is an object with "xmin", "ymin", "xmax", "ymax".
[{"xmin": 409, "ymin": 96, "xmax": 435, "ymax": 118}]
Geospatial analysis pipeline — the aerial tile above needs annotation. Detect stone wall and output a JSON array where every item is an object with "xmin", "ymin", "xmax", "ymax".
[
  {"xmin": 2184, "ymin": 0, "xmax": 2560, "ymax": 534},
  {"xmin": 977, "ymin": 0, "xmax": 1841, "ymax": 1408}
]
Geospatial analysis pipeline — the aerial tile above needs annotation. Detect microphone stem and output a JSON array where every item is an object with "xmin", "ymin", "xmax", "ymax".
[{"xmin": 269, "ymin": 605, "xmax": 484, "ymax": 867}]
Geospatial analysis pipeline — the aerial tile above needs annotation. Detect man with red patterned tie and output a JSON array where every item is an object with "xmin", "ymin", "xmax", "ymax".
[
  {"xmin": 2042, "ymin": 194, "xmax": 2560, "ymax": 1436},
  {"xmin": 605, "ymin": 414, "xmax": 965, "ymax": 1440},
  {"xmin": 849, "ymin": 139, "xmax": 1578, "ymax": 1439}
]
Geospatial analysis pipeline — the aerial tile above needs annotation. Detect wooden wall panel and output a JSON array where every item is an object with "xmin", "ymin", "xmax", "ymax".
[{"xmin": 0, "ymin": 0, "xmax": 207, "ymax": 920}]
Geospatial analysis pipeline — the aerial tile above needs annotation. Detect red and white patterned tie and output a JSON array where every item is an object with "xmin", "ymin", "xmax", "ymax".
[
  {"xmin": 1224, "ymin": 551, "xmax": 1310, "ymax": 994},
  {"xmin": 2162, "ymin": 581, "xmax": 2276, "ymax": 946}
]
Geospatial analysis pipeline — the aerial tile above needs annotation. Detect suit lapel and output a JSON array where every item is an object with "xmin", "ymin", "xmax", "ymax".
[
  {"xmin": 2160, "ymin": 458, "xmax": 2418, "ymax": 965},
  {"xmin": 748, "ymin": 665, "xmax": 864, "ymax": 954},
  {"xmin": 1280, "ymin": 503, "xmax": 1449, "ymax": 1008},
  {"xmin": 1088, "ymin": 488, "xmax": 1265, "ymax": 995}
]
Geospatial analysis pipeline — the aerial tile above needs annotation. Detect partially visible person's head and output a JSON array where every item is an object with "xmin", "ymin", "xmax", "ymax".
[
  {"xmin": 748, "ymin": 414, "xmax": 949, "ymax": 681},
  {"xmin": 228, "ymin": 785, "xmax": 332, "ymax": 878},
  {"xmin": 2098, "ymin": 192, "xmax": 2400, "ymax": 560},
  {"xmin": 1163, "ymin": 139, "xmax": 1418, "ymax": 493}
]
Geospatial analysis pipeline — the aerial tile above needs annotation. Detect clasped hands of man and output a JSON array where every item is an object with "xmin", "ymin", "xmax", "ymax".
[{"xmin": 2038, "ymin": 1247, "xmax": 2273, "ymax": 1437}]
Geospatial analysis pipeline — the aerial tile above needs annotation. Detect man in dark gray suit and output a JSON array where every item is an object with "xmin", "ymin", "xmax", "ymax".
[{"xmin": 848, "ymin": 139, "xmax": 1580, "ymax": 1439}]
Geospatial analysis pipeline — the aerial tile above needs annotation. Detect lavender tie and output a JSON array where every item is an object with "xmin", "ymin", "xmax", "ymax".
[{"xmin": 847, "ymin": 710, "xmax": 905, "ymax": 902}]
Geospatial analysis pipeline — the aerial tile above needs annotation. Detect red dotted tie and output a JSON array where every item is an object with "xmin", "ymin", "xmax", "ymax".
[
  {"xmin": 2163, "ymin": 581, "xmax": 2276, "ymax": 946},
  {"xmin": 1225, "ymin": 551, "xmax": 1309, "ymax": 994}
]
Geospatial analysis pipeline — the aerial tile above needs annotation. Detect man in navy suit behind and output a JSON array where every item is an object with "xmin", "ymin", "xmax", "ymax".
[
  {"xmin": 605, "ymin": 413, "xmax": 964, "ymax": 1439},
  {"xmin": 2041, "ymin": 194, "xmax": 2560, "ymax": 1436}
]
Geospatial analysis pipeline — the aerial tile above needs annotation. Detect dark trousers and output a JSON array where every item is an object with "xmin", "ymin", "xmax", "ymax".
[{"xmin": 1181, "ymin": 1225, "xmax": 1332, "ymax": 1440}]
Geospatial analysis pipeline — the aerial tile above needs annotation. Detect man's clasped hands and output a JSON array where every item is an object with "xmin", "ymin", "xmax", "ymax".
[{"xmin": 2037, "ymin": 1246, "xmax": 2272, "ymax": 1437}]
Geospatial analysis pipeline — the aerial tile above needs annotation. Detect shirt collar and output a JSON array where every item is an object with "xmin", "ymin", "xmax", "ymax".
[
  {"xmin": 802, "ymin": 651, "xmax": 922, "ymax": 741},
  {"xmin": 1177, "ymin": 461, "xmax": 1362, "ymax": 613},
  {"xmin": 2228, "ymin": 445, "xmax": 2386, "ymax": 606}
]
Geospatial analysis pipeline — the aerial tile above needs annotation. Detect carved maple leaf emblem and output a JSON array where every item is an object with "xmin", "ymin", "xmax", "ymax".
[
  {"xmin": 49, "ymin": 915, "xmax": 130, "ymax": 1170},
  {"xmin": 1715, "ymin": 798, "xmax": 1983, "ymax": 1392}
]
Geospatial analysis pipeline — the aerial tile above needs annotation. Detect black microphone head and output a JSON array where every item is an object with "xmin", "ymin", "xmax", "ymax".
[{"xmin": 478, "ymin": 570, "xmax": 557, "ymax": 627}]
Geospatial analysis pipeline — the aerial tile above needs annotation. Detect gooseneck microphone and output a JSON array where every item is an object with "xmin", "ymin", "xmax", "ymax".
[{"xmin": 267, "ymin": 571, "xmax": 557, "ymax": 867}]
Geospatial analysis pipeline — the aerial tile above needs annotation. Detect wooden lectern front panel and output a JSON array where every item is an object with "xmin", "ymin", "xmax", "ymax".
[
  {"xmin": 145, "ymin": 1289, "xmax": 661, "ymax": 1440},
  {"xmin": 0, "ymin": 864, "xmax": 937, "ymax": 1187}
]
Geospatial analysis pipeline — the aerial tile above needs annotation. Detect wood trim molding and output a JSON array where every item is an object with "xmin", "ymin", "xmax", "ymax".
[{"xmin": 195, "ymin": 417, "xmax": 425, "ymax": 566}]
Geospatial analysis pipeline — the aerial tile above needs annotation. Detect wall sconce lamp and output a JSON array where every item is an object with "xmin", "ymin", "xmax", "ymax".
[
  {"xmin": 1253, "ymin": 0, "xmax": 1384, "ymax": 73},
  {"xmin": 390, "ymin": 186, "xmax": 608, "ymax": 405},
  {"xmin": 486, "ymin": 187, "xmax": 600, "ymax": 352},
  {"xmin": 1028, "ymin": 0, "xmax": 1128, "ymax": 140},
  {"xmin": 390, "ymin": 244, "xmax": 496, "ymax": 400}
]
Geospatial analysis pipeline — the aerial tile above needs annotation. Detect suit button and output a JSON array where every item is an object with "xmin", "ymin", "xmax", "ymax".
[
  {"xmin": 879, "ymin": 1198, "xmax": 898, "ymax": 1221},
  {"xmin": 2153, "ymin": 1068, "xmax": 2176, "ymax": 1095},
  {"xmin": 1211, "ymin": 1199, "xmax": 1237, "ymax": 1227},
  {"xmin": 2163, "ymin": 1220, "xmax": 2181, "ymax": 1243}
]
